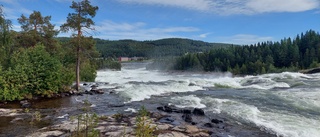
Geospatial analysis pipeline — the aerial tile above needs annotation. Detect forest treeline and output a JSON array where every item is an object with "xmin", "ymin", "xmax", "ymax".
[
  {"xmin": 0, "ymin": 1, "xmax": 119, "ymax": 101},
  {"xmin": 93, "ymin": 38, "xmax": 232, "ymax": 58},
  {"xmin": 171, "ymin": 30, "xmax": 320, "ymax": 75}
]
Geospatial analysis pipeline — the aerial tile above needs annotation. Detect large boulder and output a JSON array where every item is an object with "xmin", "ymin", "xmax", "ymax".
[
  {"xmin": 300, "ymin": 67, "xmax": 320, "ymax": 74},
  {"xmin": 182, "ymin": 114, "xmax": 192, "ymax": 123},
  {"xmin": 192, "ymin": 108, "xmax": 205, "ymax": 116}
]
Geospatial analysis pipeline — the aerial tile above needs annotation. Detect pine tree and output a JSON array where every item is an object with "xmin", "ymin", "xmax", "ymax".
[{"xmin": 60, "ymin": 0, "xmax": 98, "ymax": 91}]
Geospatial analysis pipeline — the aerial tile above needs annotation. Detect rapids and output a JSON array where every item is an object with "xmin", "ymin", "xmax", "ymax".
[
  {"xmin": 95, "ymin": 62, "xmax": 320, "ymax": 137},
  {"xmin": 1, "ymin": 62, "xmax": 320, "ymax": 137}
]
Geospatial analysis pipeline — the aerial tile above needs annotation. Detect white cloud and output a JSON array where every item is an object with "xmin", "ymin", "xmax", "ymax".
[
  {"xmin": 217, "ymin": 34, "xmax": 274, "ymax": 45},
  {"xmin": 199, "ymin": 33, "xmax": 211, "ymax": 38},
  {"xmin": 246, "ymin": 0, "xmax": 320, "ymax": 13},
  {"xmin": 91, "ymin": 20, "xmax": 199, "ymax": 40},
  {"xmin": 117, "ymin": 0, "xmax": 320, "ymax": 15},
  {"xmin": 118, "ymin": 0, "xmax": 214, "ymax": 12}
]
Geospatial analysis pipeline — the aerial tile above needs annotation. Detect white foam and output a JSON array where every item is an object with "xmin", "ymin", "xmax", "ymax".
[
  {"xmin": 57, "ymin": 114, "xmax": 69, "ymax": 119},
  {"xmin": 170, "ymin": 95, "xmax": 206, "ymax": 108},
  {"xmin": 124, "ymin": 108, "xmax": 137, "ymax": 113},
  {"xmin": 117, "ymin": 80, "xmax": 203, "ymax": 102},
  {"xmin": 203, "ymin": 97, "xmax": 320, "ymax": 137}
]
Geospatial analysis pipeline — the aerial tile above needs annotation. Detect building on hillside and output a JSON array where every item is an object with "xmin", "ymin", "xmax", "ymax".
[{"xmin": 118, "ymin": 57, "xmax": 130, "ymax": 62}]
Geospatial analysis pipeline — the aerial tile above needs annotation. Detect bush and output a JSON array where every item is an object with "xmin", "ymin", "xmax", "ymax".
[{"xmin": 0, "ymin": 44, "xmax": 73, "ymax": 101}]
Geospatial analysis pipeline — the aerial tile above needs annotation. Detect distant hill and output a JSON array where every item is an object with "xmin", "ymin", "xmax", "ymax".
[{"xmin": 94, "ymin": 38, "xmax": 233, "ymax": 58}]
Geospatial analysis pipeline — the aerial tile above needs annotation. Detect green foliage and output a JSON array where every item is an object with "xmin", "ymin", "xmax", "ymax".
[
  {"xmin": 17, "ymin": 11, "xmax": 58, "ymax": 48},
  {"xmin": 135, "ymin": 106, "xmax": 156, "ymax": 137},
  {"xmin": 71, "ymin": 99, "xmax": 99, "ymax": 137},
  {"xmin": 0, "ymin": 44, "xmax": 73, "ymax": 101},
  {"xmin": 95, "ymin": 58, "xmax": 121, "ymax": 70},
  {"xmin": 92, "ymin": 38, "xmax": 232, "ymax": 58},
  {"xmin": 60, "ymin": 0, "xmax": 99, "ymax": 91},
  {"xmin": 172, "ymin": 30, "xmax": 320, "ymax": 75}
]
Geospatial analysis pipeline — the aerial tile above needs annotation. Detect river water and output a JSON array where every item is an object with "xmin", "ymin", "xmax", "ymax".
[
  {"xmin": 1, "ymin": 62, "xmax": 320, "ymax": 137},
  {"xmin": 95, "ymin": 62, "xmax": 320, "ymax": 137}
]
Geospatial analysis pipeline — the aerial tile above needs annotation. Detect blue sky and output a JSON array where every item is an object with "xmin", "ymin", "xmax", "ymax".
[{"xmin": 1, "ymin": 0, "xmax": 319, "ymax": 45}]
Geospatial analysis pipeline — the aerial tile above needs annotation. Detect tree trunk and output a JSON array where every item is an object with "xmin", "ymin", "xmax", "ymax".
[{"xmin": 76, "ymin": 44, "xmax": 80, "ymax": 91}]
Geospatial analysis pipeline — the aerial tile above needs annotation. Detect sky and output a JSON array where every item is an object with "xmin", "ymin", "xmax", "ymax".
[{"xmin": 0, "ymin": 0, "xmax": 319, "ymax": 45}]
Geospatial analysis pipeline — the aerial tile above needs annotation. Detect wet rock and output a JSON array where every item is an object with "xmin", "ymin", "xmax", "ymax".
[
  {"xmin": 188, "ymin": 82, "xmax": 196, "ymax": 86},
  {"xmin": 10, "ymin": 117, "xmax": 24, "ymax": 123},
  {"xmin": 157, "ymin": 105, "xmax": 175, "ymax": 113},
  {"xmin": 159, "ymin": 116, "xmax": 175, "ymax": 123},
  {"xmin": 91, "ymin": 89, "xmax": 104, "ymax": 94},
  {"xmin": 164, "ymin": 105, "xmax": 173, "ymax": 113},
  {"xmin": 182, "ymin": 113, "xmax": 192, "ymax": 123},
  {"xmin": 300, "ymin": 67, "xmax": 320, "ymax": 74},
  {"xmin": 83, "ymin": 83, "xmax": 88, "ymax": 86},
  {"xmin": 91, "ymin": 84, "xmax": 98, "ymax": 89},
  {"xmin": 0, "ymin": 102, "xmax": 7, "ymax": 106},
  {"xmin": 20, "ymin": 100, "xmax": 31, "ymax": 108},
  {"xmin": 157, "ymin": 106, "xmax": 165, "ymax": 111},
  {"xmin": 60, "ymin": 92, "xmax": 70, "ymax": 97},
  {"xmin": 204, "ymin": 123, "xmax": 213, "ymax": 128},
  {"xmin": 182, "ymin": 109, "xmax": 192, "ymax": 114},
  {"xmin": 211, "ymin": 118, "xmax": 223, "ymax": 124},
  {"xmin": 109, "ymin": 104, "xmax": 125, "ymax": 107},
  {"xmin": 193, "ymin": 108, "xmax": 205, "ymax": 116}
]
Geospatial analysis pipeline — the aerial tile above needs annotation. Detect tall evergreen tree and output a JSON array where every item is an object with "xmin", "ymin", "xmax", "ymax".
[
  {"xmin": 60, "ymin": 0, "xmax": 98, "ymax": 91},
  {"xmin": 17, "ymin": 11, "xmax": 58, "ymax": 48}
]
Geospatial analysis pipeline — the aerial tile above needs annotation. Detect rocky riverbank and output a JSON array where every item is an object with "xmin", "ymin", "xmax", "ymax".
[
  {"xmin": 26, "ymin": 110, "xmax": 211, "ymax": 137},
  {"xmin": 0, "ymin": 105, "xmax": 274, "ymax": 137}
]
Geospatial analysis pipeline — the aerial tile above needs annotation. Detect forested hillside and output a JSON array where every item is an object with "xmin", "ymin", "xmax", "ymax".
[
  {"xmin": 94, "ymin": 38, "xmax": 233, "ymax": 58},
  {"xmin": 173, "ymin": 30, "xmax": 320, "ymax": 75}
]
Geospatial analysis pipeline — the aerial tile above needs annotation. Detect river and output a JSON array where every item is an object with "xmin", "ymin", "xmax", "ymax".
[{"xmin": 1, "ymin": 62, "xmax": 320, "ymax": 137}]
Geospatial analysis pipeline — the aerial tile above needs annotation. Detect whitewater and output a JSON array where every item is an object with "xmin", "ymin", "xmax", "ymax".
[{"xmin": 95, "ymin": 62, "xmax": 320, "ymax": 137}]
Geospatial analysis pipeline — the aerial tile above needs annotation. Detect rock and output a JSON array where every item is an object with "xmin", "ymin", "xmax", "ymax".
[
  {"xmin": 172, "ymin": 126, "xmax": 186, "ymax": 132},
  {"xmin": 211, "ymin": 118, "xmax": 223, "ymax": 124},
  {"xmin": 91, "ymin": 89, "xmax": 104, "ymax": 94},
  {"xmin": 157, "ymin": 124, "xmax": 172, "ymax": 130},
  {"xmin": 104, "ymin": 131, "xmax": 123, "ymax": 137},
  {"xmin": 26, "ymin": 131, "xmax": 65, "ymax": 137},
  {"xmin": 182, "ymin": 114, "xmax": 192, "ymax": 123},
  {"xmin": 158, "ymin": 131, "xmax": 188, "ymax": 137},
  {"xmin": 188, "ymin": 82, "xmax": 196, "ymax": 86},
  {"xmin": 204, "ymin": 123, "xmax": 213, "ymax": 128},
  {"xmin": 300, "ymin": 67, "xmax": 320, "ymax": 74},
  {"xmin": 192, "ymin": 108, "xmax": 205, "ymax": 116},
  {"xmin": 159, "ymin": 116, "xmax": 175, "ymax": 123},
  {"xmin": 83, "ymin": 83, "xmax": 88, "ymax": 86},
  {"xmin": 164, "ymin": 105, "xmax": 173, "ymax": 113},
  {"xmin": 109, "ymin": 104, "xmax": 125, "ymax": 107},
  {"xmin": 191, "ymin": 132, "xmax": 210, "ymax": 137},
  {"xmin": 91, "ymin": 84, "xmax": 98, "ymax": 88},
  {"xmin": 0, "ymin": 101, "xmax": 7, "ymax": 106},
  {"xmin": 20, "ymin": 100, "xmax": 31, "ymax": 108},
  {"xmin": 10, "ymin": 117, "xmax": 24, "ymax": 123},
  {"xmin": 157, "ymin": 106, "xmax": 165, "ymax": 111},
  {"xmin": 182, "ymin": 109, "xmax": 192, "ymax": 114},
  {"xmin": 185, "ymin": 125, "xmax": 200, "ymax": 134}
]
